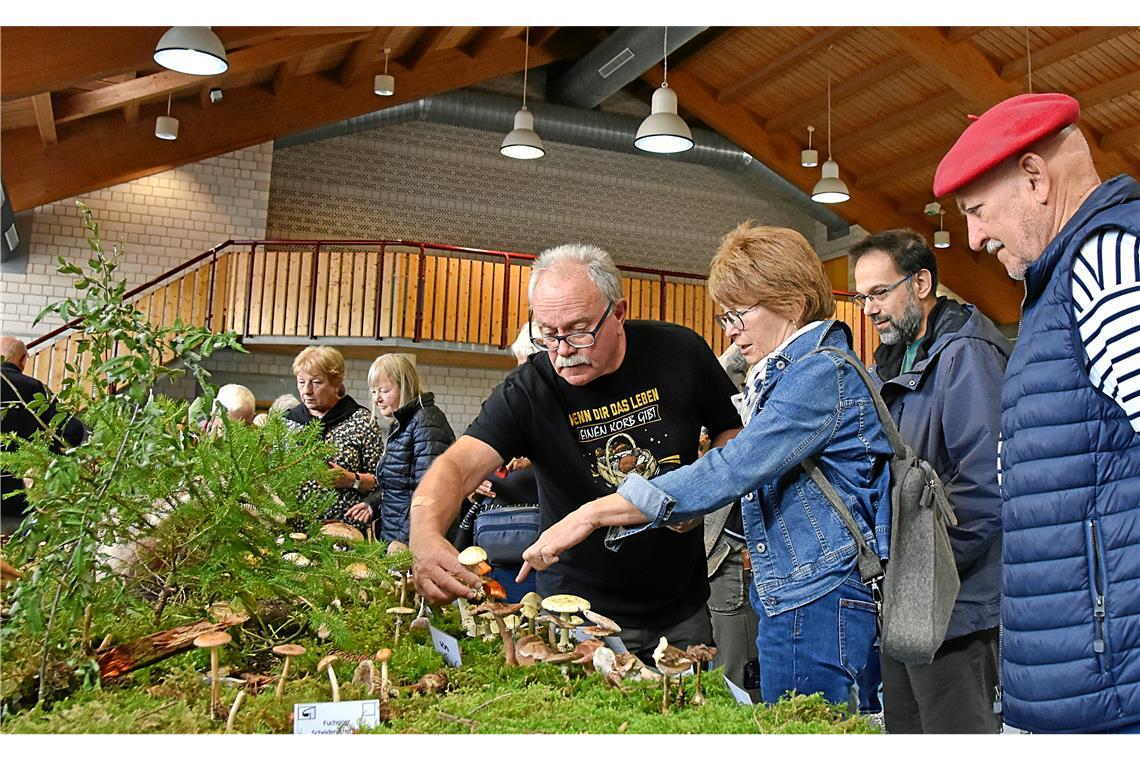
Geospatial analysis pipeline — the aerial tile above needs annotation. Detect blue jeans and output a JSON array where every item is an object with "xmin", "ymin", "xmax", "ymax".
[{"xmin": 751, "ymin": 572, "xmax": 878, "ymax": 709}]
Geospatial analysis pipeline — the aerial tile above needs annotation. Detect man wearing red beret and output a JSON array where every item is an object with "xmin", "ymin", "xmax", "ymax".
[{"xmin": 935, "ymin": 93, "xmax": 1140, "ymax": 734}]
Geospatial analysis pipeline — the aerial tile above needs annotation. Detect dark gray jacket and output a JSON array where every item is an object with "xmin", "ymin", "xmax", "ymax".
[
  {"xmin": 871, "ymin": 298, "xmax": 1011, "ymax": 640},
  {"xmin": 368, "ymin": 393, "xmax": 454, "ymax": 542}
]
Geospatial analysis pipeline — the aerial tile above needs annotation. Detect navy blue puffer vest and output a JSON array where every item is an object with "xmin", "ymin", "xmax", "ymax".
[{"xmin": 1000, "ymin": 175, "xmax": 1140, "ymax": 733}]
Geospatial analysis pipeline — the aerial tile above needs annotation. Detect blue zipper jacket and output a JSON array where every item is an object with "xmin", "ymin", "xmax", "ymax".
[
  {"xmin": 612, "ymin": 320, "xmax": 894, "ymax": 616},
  {"xmin": 872, "ymin": 299, "xmax": 1010, "ymax": 640},
  {"xmin": 999, "ymin": 174, "xmax": 1140, "ymax": 733},
  {"xmin": 369, "ymin": 393, "xmax": 455, "ymax": 542}
]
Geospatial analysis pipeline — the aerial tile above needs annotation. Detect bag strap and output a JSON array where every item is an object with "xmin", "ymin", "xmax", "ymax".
[
  {"xmin": 806, "ymin": 346, "xmax": 910, "ymax": 458},
  {"xmin": 801, "ymin": 456, "xmax": 884, "ymax": 584}
]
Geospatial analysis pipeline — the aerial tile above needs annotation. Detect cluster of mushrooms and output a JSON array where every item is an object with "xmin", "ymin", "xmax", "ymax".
[{"xmin": 451, "ymin": 547, "xmax": 718, "ymax": 712}]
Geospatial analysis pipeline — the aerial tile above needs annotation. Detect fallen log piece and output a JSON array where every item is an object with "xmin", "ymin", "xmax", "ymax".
[{"xmin": 97, "ymin": 613, "xmax": 249, "ymax": 681}]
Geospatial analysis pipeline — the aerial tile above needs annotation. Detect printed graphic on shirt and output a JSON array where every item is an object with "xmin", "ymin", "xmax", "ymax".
[{"xmin": 565, "ymin": 386, "xmax": 682, "ymax": 487}]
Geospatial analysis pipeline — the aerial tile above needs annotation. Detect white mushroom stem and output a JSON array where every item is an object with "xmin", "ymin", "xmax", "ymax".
[
  {"xmin": 393, "ymin": 616, "xmax": 403, "ymax": 647},
  {"xmin": 662, "ymin": 674, "xmax": 670, "ymax": 713},
  {"xmin": 558, "ymin": 613, "xmax": 572, "ymax": 651},
  {"xmin": 327, "ymin": 666, "xmax": 340, "ymax": 702},
  {"xmin": 274, "ymin": 656, "xmax": 292, "ymax": 699},
  {"xmin": 398, "ymin": 574, "xmax": 408, "ymax": 606},
  {"xmin": 457, "ymin": 598, "xmax": 474, "ymax": 634},
  {"xmin": 225, "ymin": 690, "xmax": 245, "ymax": 733}
]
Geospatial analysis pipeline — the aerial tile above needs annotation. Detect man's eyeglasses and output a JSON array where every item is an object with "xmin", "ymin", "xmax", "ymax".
[
  {"xmin": 851, "ymin": 274, "xmax": 914, "ymax": 309},
  {"xmin": 530, "ymin": 302, "xmax": 614, "ymax": 350},
  {"xmin": 714, "ymin": 303, "xmax": 761, "ymax": 332}
]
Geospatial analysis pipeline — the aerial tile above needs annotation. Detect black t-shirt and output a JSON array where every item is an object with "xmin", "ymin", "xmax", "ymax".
[{"xmin": 464, "ymin": 321, "xmax": 741, "ymax": 629}]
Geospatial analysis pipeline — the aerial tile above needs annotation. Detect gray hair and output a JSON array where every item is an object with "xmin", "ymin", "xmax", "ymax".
[
  {"xmin": 216, "ymin": 384, "xmax": 256, "ymax": 421},
  {"xmin": 527, "ymin": 243, "xmax": 623, "ymax": 305}
]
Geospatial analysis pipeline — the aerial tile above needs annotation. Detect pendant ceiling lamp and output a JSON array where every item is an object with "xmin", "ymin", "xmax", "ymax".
[
  {"xmin": 801, "ymin": 125, "xmax": 819, "ymax": 168},
  {"xmin": 500, "ymin": 27, "xmax": 545, "ymax": 160},
  {"xmin": 374, "ymin": 48, "xmax": 395, "ymax": 97},
  {"xmin": 635, "ymin": 27, "xmax": 694, "ymax": 154},
  {"xmin": 934, "ymin": 209, "xmax": 950, "ymax": 248},
  {"xmin": 811, "ymin": 48, "xmax": 850, "ymax": 204},
  {"xmin": 155, "ymin": 94, "xmax": 179, "ymax": 141},
  {"xmin": 153, "ymin": 27, "xmax": 228, "ymax": 76}
]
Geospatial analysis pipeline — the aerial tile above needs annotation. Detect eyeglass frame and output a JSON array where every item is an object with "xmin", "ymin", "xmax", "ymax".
[
  {"xmin": 850, "ymin": 273, "xmax": 915, "ymax": 309},
  {"xmin": 714, "ymin": 303, "xmax": 761, "ymax": 332},
  {"xmin": 529, "ymin": 302, "xmax": 614, "ymax": 351}
]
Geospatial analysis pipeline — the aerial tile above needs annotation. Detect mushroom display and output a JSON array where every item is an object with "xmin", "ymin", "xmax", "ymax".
[
  {"xmin": 376, "ymin": 647, "xmax": 393, "ymax": 698},
  {"xmin": 387, "ymin": 606, "xmax": 415, "ymax": 646},
  {"xmin": 271, "ymin": 643, "xmax": 306, "ymax": 699},
  {"xmin": 320, "ymin": 520, "xmax": 365, "ymax": 545},
  {"xmin": 352, "ymin": 659, "xmax": 378, "ymax": 694},
  {"xmin": 540, "ymin": 594, "xmax": 590, "ymax": 652},
  {"xmin": 519, "ymin": 591, "xmax": 543, "ymax": 636},
  {"xmin": 317, "ymin": 653, "xmax": 341, "ymax": 702},
  {"xmin": 684, "ymin": 644, "xmax": 718, "ymax": 706},
  {"xmin": 515, "ymin": 634, "xmax": 550, "ymax": 666},
  {"xmin": 470, "ymin": 601, "xmax": 524, "ymax": 666},
  {"xmin": 192, "ymin": 630, "xmax": 232, "ymax": 719},
  {"xmin": 652, "ymin": 637, "xmax": 695, "ymax": 713},
  {"xmin": 346, "ymin": 562, "xmax": 373, "ymax": 580}
]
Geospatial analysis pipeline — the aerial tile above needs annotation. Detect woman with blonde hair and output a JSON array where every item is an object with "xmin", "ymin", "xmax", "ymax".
[
  {"xmin": 521, "ymin": 223, "xmax": 894, "ymax": 709},
  {"xmin": 346, "ymin": 354, "xmax": 454, "ymax": 552},
  {"xmin": 286, "ymin": 346, "xmax": 383, "ymax": 529}
]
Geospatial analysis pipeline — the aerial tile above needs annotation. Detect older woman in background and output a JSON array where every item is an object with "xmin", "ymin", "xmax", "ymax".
[
  {"xmin": 521, "ymin": 223, "xmax": 894, "ymax": 709},
  {"xmin": 286, "ymin": 346, "xmax": 383, "ymax": 531},
  {"xmin": 346, "ymin": 354, "xmax": 453, "ymax": 553}
]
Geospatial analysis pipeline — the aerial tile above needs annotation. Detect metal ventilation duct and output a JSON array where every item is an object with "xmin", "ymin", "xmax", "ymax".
[
  {"xmin": 277, "ymin": 89, "xmax": 851, "ymax": 240},
  {"xmin": 551, "ymin": 26, "xmax": 707, "ymax": 109}
]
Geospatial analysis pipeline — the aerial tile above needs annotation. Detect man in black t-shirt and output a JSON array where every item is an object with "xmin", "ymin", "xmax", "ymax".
[{"xmin": 410, "ymin": 244, "xmax": 740, "ymax": 660}]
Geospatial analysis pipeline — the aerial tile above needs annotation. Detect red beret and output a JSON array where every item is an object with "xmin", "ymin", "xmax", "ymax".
[{"xmin": 933, "ymin": 92, "xmax": 1080, "ymax": 197}]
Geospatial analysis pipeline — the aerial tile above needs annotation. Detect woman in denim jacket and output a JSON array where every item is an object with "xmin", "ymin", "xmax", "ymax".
[{"xmin": 521, "ymin": 223, "xmax": 894, "ymax": 708}]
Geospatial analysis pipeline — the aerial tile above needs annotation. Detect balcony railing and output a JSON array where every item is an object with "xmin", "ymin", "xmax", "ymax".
[{"xmin": 25, "ymin": 238, "xmax": 879, "ymax": 386}]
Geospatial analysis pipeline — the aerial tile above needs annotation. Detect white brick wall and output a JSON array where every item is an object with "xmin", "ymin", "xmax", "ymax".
[{"xmin": 0, "ymin": 142, "xmax": 274, "ymax": 340}]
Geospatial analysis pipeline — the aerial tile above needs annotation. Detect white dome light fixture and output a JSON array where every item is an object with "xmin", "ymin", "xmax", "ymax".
[
  {"xmin": 374, "ymin": 47, "xmax": 395, "ymax": 97},
  {"xmin": 801, "ymin": 125, "xmax": 819, "ymax": 167},
  {"xmin": 154, "ymin": 27, "xmax": 228, "ymax": 76},
  {"xmin": 934, "ymin": 209, "xmax": 950, "ymax": 248},
  {"xmin": 811, "ymin": 48, "xmax": 850, "ymax": 204},
  {"xmin": 634, "ymin": 27, "xmax": 694, "ymax": 154},
  {"xmin": 155, "ymin": 94, "xmax": 179, "ymax": 141},
  {"xmin": 501, "ymin": 27, "xmax": 545, "ymax": 160}
]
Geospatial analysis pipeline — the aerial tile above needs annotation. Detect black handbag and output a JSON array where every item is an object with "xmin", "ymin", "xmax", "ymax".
[{"xmin": 472, "ymin": 502, "xmax": 542, "ymax": 565}]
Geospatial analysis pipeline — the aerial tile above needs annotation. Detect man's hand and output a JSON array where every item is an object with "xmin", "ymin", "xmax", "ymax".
[
  {"xmin": 410, "ymin": 532, "xmax": 482, "ymax": 604},
  {"xmin": 345, "ymin": 501, "xmax": 374, "ymax": 523},
  {"xmin": 473, "ymin": 480, "xmax": 496, "ymax": 499},
  {"xmin": 517, "ymin": 506, "xmax": 598, "ymax": 581}
]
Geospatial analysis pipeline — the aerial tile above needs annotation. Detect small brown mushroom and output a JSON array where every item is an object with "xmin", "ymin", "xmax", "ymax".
[
  {"xmin": 320, "ymin": 520, "xmax": 365, "ymax": 545},
  {"xmin": 470, "ymin": 601, "xmax": 524, "ymax": 666},
  {"xmin": 582, "ymin": 609, "xmax": 622, "ymax": 635},
  {"xmin": 193, "ymin": 630, "xmax": 232, "ymax": 719},
  {"xmin": 515, "ymin": 634, "xmax": 549, "ymax": 665},
  {"xmin": 653, "ymin": 637, "xmax": 695, "ymax": 713},
  {"xmin": 387, "ymin": 606, "xmax": 415, "ymax": 647},
  {"xmin": 376, "ymin": 648, "xmax": 393, "ymax": 700},
  {"xmin": 318, "ymin": 654, "xmax": 341, "ymax": 702},
  {"xmin": 571, "ymin": 638, "xmax": 605, "ymax": 671},
  {"xmin": 272, "ymin": 643, "xmax": 307, "ymax": 699},
  {"xmin": 346, "ymin": 562, "xmax": 374, "ymax": 580},
  {"xmin": 685, "ymin": 644, "xmax": 718, "ymax": 706}
]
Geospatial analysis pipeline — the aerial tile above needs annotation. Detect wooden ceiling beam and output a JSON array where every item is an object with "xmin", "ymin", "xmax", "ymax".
[
  {"xmin": 0, "ymin": 26, "xmax": 304, "ymax": 102},
  {"xmin": 831, "ymin": 90, "xmax": 962, "ymax": 155},
  {"xmin": 943, "ymin": 27, "xmax": 986, "ymax": 44},
  {"xmin": 460, "ymin": 27, "xmax": 503, "ymax": 59},
  {"xmin": 400, "ymin": 27, "xmax": 452, "ymax": 71},
  {"xmin": 531, "ymin": 27, "xmax": 560, "ymax": 48},
  {"xmin": 643, "ymin": 64, "xmax": 1023, "ymax": 323},
  {"xmin": 881, "ymin": 26, "xmax": 1136, "ymax": 180},
  {"xmin": 765, "ymin": 53, "xmax": 912, "ymax": 133},
  {"xmin": 336, "ymin": 28, "xmax": 388, "ymax": 86},
  {"xmin": 1101, "ymin": 125, "xmax": 1140, "ymax": 154},
  {"xmin": 717, "ymin": 27, "xmax": 850, "ymax": 104},
  {"xmin": 854, "ymin": 141, "xmax": 957, "ymax": 188},
  {"xmin": 52, "ymin": 31, "xmax": 371, "ymax": 125},
  {"xmin": 2, "ymin": 35, "xmax": 576, "ymax": 217},
  {"xmin": 31, "ymin": 93, "xmax": 58, "ymax": 147},
  {"xmin": 1080, "ymin": 70, "xmax": 1140, "ymax": 108},
  {"xmin": 271, "ymin": 58, "xmax": 302, "ymax": 96},
  {"xmin": 1001, "ymin": 27, "xmax": 1126, "ymax": 81},
  {"xmin": 123, "ymin": 100, "xmax": 140, "ymax": 125}
]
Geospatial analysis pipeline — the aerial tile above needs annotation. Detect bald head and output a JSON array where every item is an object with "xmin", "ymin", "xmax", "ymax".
[
  {"xmin": 215, "ymin": 384, "xmax": 257, "ymax": 425},
  {"xmin": 0, "ymin": 336, "xmax": 28, "ymax": 370}
]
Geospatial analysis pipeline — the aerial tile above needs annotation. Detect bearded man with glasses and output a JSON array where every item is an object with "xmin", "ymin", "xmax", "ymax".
[
  {"xmin": 410, "ymin": 243, "xmax": 741, "ymax": 661},
  {"xmin": 851, "ymin": 228, "xmax": 1010, "ymax": 733}
]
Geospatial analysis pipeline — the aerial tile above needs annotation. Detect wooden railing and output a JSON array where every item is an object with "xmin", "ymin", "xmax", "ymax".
[{"xmin": 25, "ymin": 239, "xmax": 880, "ymax": 385}]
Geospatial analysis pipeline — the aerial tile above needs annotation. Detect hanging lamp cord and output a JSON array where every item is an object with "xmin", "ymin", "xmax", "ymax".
[
  {"xmin": 826, "ymin": 47, "xmax": 834, "ymax": 160},
  {"xmin": 522, "ymin": 27, "xmax": 530, "ymax": 110},
  {"xmin": 663, "ymin": 27, "xmax": 669, "ymax": 87},
  {"xmin": 1025, "ymin": 27, "xmax": 1033, "ymax": 93}
]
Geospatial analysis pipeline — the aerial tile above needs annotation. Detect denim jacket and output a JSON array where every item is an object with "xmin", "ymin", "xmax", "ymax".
[{"xmin": 611, "ymin": 320, "xmax": 893, "ymax": 617}]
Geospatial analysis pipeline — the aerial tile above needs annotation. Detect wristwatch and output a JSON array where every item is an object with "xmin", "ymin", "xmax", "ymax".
[{"xmin": 352, "ymin": 474, "xmax": 361, "ymax": 491}]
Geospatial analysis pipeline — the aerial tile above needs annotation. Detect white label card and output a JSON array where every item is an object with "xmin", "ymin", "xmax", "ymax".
[
  {"xmin": 430, "ymin": 624, "xmax": 462, "ymax": 667},
  {"xmin": 292, "ymin": 699, "xmax": 381, "ymax": 734},
  {"xmin": 723, "ymin": 672, "xmax": 754, "ymax": 706}
]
